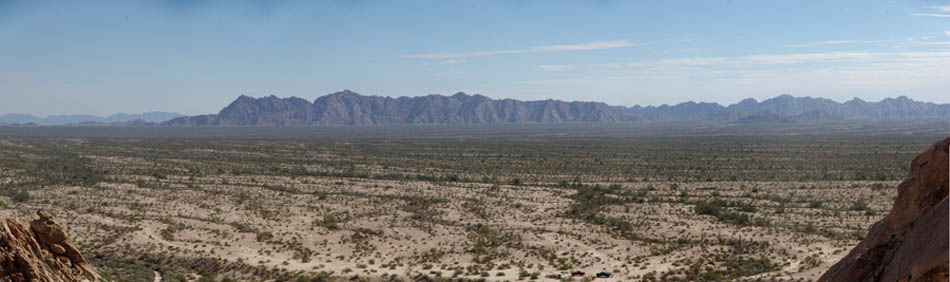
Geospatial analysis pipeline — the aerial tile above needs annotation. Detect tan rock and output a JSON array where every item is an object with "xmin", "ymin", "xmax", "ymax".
[
  {"xmin": 0, "ymin": 210, "xmax": 103, "ymax": 282},
  {"xmin": 50, "ymin": 244, "xmax": 66, "ymax": 255}
]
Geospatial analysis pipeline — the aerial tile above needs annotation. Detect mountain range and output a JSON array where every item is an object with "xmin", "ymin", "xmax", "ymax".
[
  {"xmin": 162, "ymin": 90, "xmax": 949, "ymax": 126},
  {"xmin": 0, "ymin": 112, "xmax": 183, "ymax": 126}
]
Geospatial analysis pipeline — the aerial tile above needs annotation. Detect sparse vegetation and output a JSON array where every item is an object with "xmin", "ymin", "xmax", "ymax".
[{"xmin": 0, "ymin": 123, "xmax": 933, "ymax": 281}]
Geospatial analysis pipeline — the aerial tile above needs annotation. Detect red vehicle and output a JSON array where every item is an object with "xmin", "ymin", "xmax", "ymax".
[{"xmin": 571, "ymin": 271, "xmax": 585, "ymax": 277}]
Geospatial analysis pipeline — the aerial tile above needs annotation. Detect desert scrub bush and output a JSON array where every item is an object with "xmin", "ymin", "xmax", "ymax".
[
  {"xmin": 800, "ymin": 254, "xmax": 822, "ymax": 271},
  {"xmin": 95, "ymin": 259, "xmax": 156, "ymax": 282},
  {"xmin": 468, "ymin": 224, "xmax": 520, "ymax": 262},
  {"xmin": 561, "ymin": 184, "xmax": 644, "ymax": 239},
  {"xmin": 287, "ymin": 242, "xmax": 313, "ymax": 263},
  {"xmin": 319, "ymin": 213, "xmax": 340, "ymax": 230},
  {"xmin": 693, "ymin": 199, "xmax": 767, "ymax": 226},
  {"xmin": 738, "ymin": 202, "xmax": 757, "ymax": 212},
  {"xmin": 706, "ymin": 255, "xmax": 779, "ymax": 279},
  {"xmin": 851, "ymin": 229, "xmax": 868, "ymax": 240},
  {"xmin": 159, "ymin": 221, "xmax": 187, "ymax": 241},
  {"xmin": 411, "ymin": 248, "xmax": 447, "ymax": 264},
  {"xmin": 91, "ymin": 256, "xmax": 190, "ymax": 282},
  {"xmin": 11, "ymin": 190, "xmax": 30, "ymax": 203},
  {"xmin": 695, "ymin": 202, "xmax": 720, "ymax": 216},
  {"xmin": 716, "ymin": 211, "xmax": 750, "ymax": 225},
  {"xmin": 229, "ymin": 222, "xmax": 255, "ymax": 233},
  {"xmin": 255, "ymin": 231, "xmax": 274, "ymax": 242},
  {"xmin": 851, "ymin": 198, "xmax": 870, "ymax": 211}
]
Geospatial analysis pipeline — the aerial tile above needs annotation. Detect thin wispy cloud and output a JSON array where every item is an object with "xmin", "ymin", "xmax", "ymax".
[
  {"xmin": 538, "ymin": 61, "xmax": 652, "ymax": 71},
  {"xmin": 538, "ymin": 65, "xmax": 575, "ymax": 71},
  {"xmin": 402, "ymin": 40, "xmax": 638, "ymax": 59},
  {"xmin": 785, "ymin": 40, "xmax": 888, "ymax": 48},
  {"xmin": 428, "ymin": 58, "xmax": 466, "ymax": 65},
  {"xmin": 741, "ymin": 52, "xmax": 876, "ymax": 64},
  {"xmin": 519, "ymin": 52, "xmax": 950, "ymax": 104},
  {"xmin": 908, "ymin": 41, "xmax": 950, "ymax": 47},
  {"xmin": 677, "ymin": 38, "xmax": 704, "ymax": 43},
  {"xmin": 536, "ymin": 51, "xmax": 950, "ymax": 71},
  {"xmin": 650, "ymin": 52, "xmax": 877, "ymax": 66},
  {"xmin": 932, "ymin": 6, "xmax": 950, "ymax": 12},
  {"xmin": 913, "ymin": 6, "xmax": 950, "ymax": 17}
]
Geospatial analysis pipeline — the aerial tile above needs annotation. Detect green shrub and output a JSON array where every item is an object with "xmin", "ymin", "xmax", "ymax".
[
  {"xmin": 321, "ymin": 214, "xmax": 340, "ymax": 230},
  {"xmin": 12, "ymin": 190, "xmax": 30, "ymax": 203},
  {"xmin": 695, "ymin": 202, "xmax": 720, "ymax": 215},
  {"xmin": 851, "ymin": 199, "xmax": 869, "ymax": 211},
  {"xmin": 256, "ymin": 231, "xmax": 274, "ymax": 242}
]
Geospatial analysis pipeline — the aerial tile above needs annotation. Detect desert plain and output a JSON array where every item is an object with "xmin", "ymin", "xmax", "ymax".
[{"xmin": 0, "ymin": 121, "xmax": 945, "ymax": 281}]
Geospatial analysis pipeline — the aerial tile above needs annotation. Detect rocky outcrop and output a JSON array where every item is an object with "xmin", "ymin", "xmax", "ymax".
[
  {"xmin": 0, "ymin": 210, "xmax": 102, "ymax": 282},
  {"xmin": 819, "ymin": 137, "xmax": 949, "ymax": 282}
]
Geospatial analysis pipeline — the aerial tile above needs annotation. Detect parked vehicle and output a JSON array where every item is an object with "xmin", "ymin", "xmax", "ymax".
[{"xmin": 596, "ymin": 272, "xmax": 612, "ymax": 278}]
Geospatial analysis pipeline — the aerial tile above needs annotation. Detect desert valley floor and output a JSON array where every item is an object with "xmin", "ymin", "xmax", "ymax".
[{"xmin": 0, "ymin": 121, "xmax": 947, "ymax": 281}]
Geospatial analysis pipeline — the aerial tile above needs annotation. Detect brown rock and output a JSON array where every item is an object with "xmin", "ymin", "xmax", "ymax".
[
  {"xmin": 30, "ymin": 210, "xmax": 88, "ymax": 267},
  {"xmin": 0, "ymin": 211, "xmax": 102, "ymax": 282},
  {"xmin": 50, "ymin": 244, "xmax": 66, "ymax": 255},
  {"xmin": 37, "ymin": 210, "xmax": 54, "ymax": 221},
  {"xmin": 819, "ymin": 137, "xmax": 950, "ymax": 282}
]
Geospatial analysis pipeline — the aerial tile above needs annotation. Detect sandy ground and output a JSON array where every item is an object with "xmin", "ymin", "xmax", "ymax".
[{"xmin": 1, "ymin": 178, "xmax": 892, "ymax": 281}]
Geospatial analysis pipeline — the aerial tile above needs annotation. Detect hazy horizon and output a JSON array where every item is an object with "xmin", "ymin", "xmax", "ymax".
[
  {"xmin": 2, "ymin": 91, "xmax": 947, "ymax": 118},
  {"xmin": 2, "ymin": 1, "xmax": 948, "ymax": 116}
]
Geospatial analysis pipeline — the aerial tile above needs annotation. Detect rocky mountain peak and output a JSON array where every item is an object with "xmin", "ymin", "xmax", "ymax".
[
  {"xmin": 737, "ymin": 97, "xmax": 759, "ymax": 105},
  {"xmin": 333, "ymin": 89, "xmax": 359, "ymax": 96},
  {"xmin": 846, "ymin": 97, "xmax": 867, "ymax": 104},
  {"xmin": 234, "ymin": 94, "xmax": 256, "ymax": 101},
  {"xmin": 770, "ymin": 94, "xmax": 795, "ymax": 101}
]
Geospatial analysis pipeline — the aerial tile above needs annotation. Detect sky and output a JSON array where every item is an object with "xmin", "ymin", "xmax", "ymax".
[{"xmin": 0, "ymin": 0, "xmax": 948, "ymax": 116}]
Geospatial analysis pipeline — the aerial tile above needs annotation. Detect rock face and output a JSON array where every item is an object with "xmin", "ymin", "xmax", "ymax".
[
  {"xmin": 819, "ymin": 137, "xmax": 949, "ymax": 282},
  {"xmin": 0, "ymin": 210, "xmax": 102, "ymax": 282},
  {"xmin": 163, "ymin": 91, "xmax": 950, "ymax": 126},
  {"xmin": 164, "ymin": 90, "xmax": 631, "ymax": 126}
]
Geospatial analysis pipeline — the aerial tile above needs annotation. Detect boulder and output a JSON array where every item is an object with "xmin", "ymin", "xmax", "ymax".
[{"xmin": 0, "ymin": 210, "xmax": 102, "ymax": 282}]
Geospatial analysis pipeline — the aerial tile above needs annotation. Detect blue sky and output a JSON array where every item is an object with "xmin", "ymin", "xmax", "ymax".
[{"xmin": 1, "ymin": 0, "xmax": 948, "ymax": 116}]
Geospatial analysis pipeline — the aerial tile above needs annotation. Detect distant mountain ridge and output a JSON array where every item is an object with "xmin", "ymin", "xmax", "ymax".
[
  {"xmin": 625, "ymin": 94, "xmax": 949, "ymax": 121},
  {"xmin": 165, "ymin": 90, "xmax": 626, "ymax": 126},
  {"xmin": 0, "ymin": 112, "xmax": 183, "ymax": 125},
  {"xmin": 164, "ymin": 91, "xmax": 949, "ymax": 126}
]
